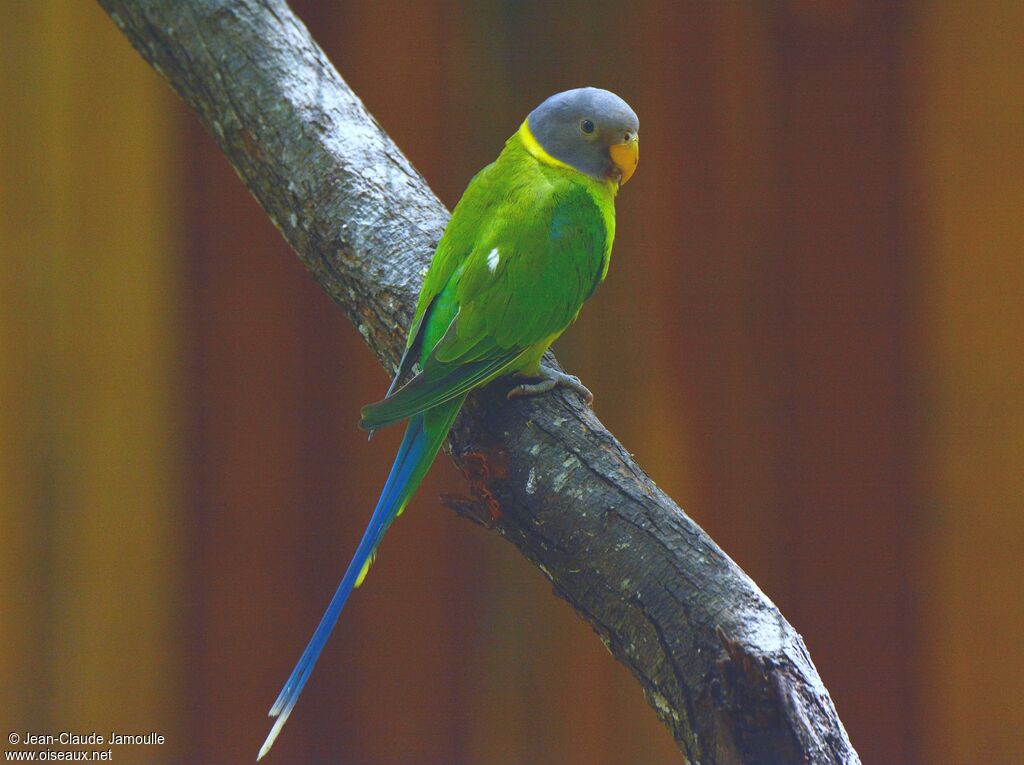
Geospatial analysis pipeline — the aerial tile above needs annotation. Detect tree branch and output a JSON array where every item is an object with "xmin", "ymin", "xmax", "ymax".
[{"xmin": 98, "ymin": 1, "xmax": 860, "ymax": 762}]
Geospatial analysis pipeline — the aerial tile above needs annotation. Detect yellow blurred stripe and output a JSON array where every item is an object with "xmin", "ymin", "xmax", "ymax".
[
  {"xmin": 912, "ymin": 2, "xmax": 1024, "ymax": 761},
  {"xmin": 1, "ymin": 2, "xmax": 182, "ymax": 759}
]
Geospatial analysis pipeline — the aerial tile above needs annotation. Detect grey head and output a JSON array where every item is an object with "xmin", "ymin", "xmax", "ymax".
[{"xmin": 527, "ymin": 87, "xmax": 639, "ymax": 184}]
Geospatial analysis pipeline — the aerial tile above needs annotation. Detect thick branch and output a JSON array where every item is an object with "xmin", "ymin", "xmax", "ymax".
[{"xmin": 99, "ymin": 2, "xmax": 860, "ymax": 762}]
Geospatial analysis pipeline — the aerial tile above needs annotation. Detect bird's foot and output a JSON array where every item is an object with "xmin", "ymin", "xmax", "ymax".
[{"xmin": 507, "ymin": 365, "xmax": 593, "ymax": 406}]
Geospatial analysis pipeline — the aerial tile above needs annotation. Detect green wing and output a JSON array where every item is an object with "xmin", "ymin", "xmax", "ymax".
[
  {"xmin": 363, "ymin": 148, "xmax": 610, "ymax": 431},
  {"xmin": 360, "ymin": 345, "xmax": 527, "ymax": 430},
  {"xmin": 449, "ymin": 182, "xmax": 608, "ymax": 353},
  {"xmin": 378, "ymin": 161, "xmax": 506, "ymax": 398}
]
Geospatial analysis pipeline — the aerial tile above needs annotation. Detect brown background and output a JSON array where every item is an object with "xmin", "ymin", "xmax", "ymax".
[{"xmin": 2, "ymin": 2, "xmax": 1022, "ymax": 764}]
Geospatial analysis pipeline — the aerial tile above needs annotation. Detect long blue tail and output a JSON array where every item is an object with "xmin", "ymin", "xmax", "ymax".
[{"xmin": 257, "ymin": 398, "xmax": 463, "ymax": 759}]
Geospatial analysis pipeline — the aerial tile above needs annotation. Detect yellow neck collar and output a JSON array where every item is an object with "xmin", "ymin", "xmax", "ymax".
[
  {"xmin": 517, "ymin": 119, "xmax": 574, "ymax": 171},
  {"xmin": 515, "ymin": 120, "xmax": 617, "ymax": 196}
]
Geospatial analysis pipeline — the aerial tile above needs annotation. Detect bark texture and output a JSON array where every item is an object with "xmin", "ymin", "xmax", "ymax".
[{"xmin": 98, "ymin": 1, "xmax": 861, "ymax": 762}]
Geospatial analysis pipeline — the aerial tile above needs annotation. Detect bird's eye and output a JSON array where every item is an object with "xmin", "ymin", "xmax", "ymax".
[{"xmin": 580, "ymin": 119, "xmax": 595, "ymax": 134}]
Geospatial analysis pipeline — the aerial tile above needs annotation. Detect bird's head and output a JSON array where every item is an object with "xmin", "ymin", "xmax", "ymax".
[{"xmin": 525, "ymin": 87, "xmax": 639, "ymax": 186}]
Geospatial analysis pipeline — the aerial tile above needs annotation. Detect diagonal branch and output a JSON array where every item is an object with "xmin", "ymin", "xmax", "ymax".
[{"xmin": 98, "ymin": 1, "xmax": 860, "ymax": 762}]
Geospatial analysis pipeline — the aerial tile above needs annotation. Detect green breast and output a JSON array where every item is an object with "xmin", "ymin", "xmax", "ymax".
[{"xmin": 415, "ymin": 134, "xmax": 617, "ymax": 364}]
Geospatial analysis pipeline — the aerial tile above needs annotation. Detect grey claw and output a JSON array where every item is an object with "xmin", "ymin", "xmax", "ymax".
[{"xmin": 506, "ymin": 365, "xmax": 593, "ymax": 406}]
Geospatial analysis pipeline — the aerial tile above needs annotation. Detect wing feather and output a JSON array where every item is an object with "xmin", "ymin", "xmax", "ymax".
[
  {"xmin": 359, "ymin": 347, "xmax": 526, "ymax": 430},
  {"xmin": 363, "ymin": 152, "xmax": 611, "ymax": 432}
]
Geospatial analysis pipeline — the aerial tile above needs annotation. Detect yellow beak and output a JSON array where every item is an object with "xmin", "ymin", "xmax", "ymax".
[{"xmin": 609, "ymin": 137, "xmax": 639, "ymax": 185}]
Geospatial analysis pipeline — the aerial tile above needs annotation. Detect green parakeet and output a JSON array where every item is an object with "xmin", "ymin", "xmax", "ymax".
[{"xmin": 259, "ymin": 87, "xmax": 639, "ymax": 758}]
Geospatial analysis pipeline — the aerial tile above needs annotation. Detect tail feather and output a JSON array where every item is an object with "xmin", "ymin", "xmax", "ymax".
[{"xmin": 257, "ymin": 398, "xmax": 463, "ymax": 760}]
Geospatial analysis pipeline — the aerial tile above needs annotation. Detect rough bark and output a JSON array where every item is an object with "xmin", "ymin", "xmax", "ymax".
[{"xmin": 97, "ymin": 2, "xmax": 861, "ymax": 762}]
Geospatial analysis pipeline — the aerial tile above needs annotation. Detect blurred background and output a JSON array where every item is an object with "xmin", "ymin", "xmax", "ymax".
[{"xmin": 2, "ymin": 2, "xmax": 1022, "ymax": 763}]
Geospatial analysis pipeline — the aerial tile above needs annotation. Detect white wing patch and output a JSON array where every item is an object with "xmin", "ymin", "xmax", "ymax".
[{"xmin": 487, "ymin": 247, "xmax": 500, "ymax": 273}]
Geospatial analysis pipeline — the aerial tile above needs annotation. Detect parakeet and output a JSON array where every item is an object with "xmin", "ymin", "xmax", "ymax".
[{"xmin": 258, "ymin": 87, "xmax": 638, "ymax": 759}]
